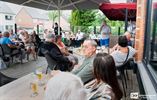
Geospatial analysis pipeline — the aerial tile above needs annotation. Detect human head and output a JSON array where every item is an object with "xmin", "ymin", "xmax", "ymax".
[
  {"xmin": 118, "ymin": 36, "xmax": 128, "ymax": 47},
  {"xmin": 44, "ymin": 72, "xmax": 87, "ymax": 100},
  {"xmin": 55, "ymin": 35, "xmax": 62, "ymax": 43},
  {"xmin": 55, "ymin": 22, "xmax": 58, "ymax": 27},
  {"xmin": 45, "ymin": 33, "xmax": 56, "ymax": 42},
  {"xmin": 2, "ymin": 31, "xmax": 10, "ymax": 37},
  {"xmin": 124, "ymin": 31, "xmax": 131, "ymax": 41},
  {"xmin": 32, "ymin": 30, "xmax": 36, "ymax": 35},
  {"xmin": 0, "ymin": 31, "xmax": 2, "ymax": 38},
  {"xmin": 82, "ymin": 39, "xmax": 97, "ymax": 57},
  {"xmin": 93, "ymin": 53, "xmax": 123, "ymax": 99},
  {"xmin": 44, "ymin": 29, "xmax": 48, "ymax": 34},
  {"xmin": 9, "ymin": 29, "xmax": 13, "ymax": 35}
]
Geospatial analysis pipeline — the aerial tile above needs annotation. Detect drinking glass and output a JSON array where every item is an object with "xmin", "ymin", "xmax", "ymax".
[
  {"xmin": 30, "ymin": 80, "xmax": 38, "ymax": 97},
  {"xmin": 36, "ymin": 68, "xmax": 45, "ymax": 86}
]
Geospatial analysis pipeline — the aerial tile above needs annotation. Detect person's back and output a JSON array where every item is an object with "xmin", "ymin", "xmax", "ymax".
[{"xmin": 110, "ymin": 36, "xmax": 136, "ymax": 66}]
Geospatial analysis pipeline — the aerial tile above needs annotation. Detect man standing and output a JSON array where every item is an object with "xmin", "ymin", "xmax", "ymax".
[
  {"xmin": 75, "ymin": 30, "xmax": 84, "ymax": 47},
  {"xmin": 54, "ymin": 22, "xmax": 62, "ymax": 35},
  {"xmin": 100, "ymin": 20, "xmax": 111, "ymax": 48},
  {"xmin": 72, "ymin": 39, "xmax": 97, "ymax": 84}
]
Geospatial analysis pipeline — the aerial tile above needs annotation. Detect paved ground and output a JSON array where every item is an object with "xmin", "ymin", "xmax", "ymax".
[{"xmin": 1, "ymin": 57, "xmax": 47, "ymax": 78}]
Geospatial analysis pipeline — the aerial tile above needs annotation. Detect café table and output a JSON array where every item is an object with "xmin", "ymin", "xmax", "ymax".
[{"xmin": 0, "ymin": 73, "xmax": 46, "ymax": 100}]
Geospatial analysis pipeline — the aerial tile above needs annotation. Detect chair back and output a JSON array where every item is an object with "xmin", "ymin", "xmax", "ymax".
[
  {"xmin": 1, "ymin": 44, "xmax": 12, "ymax": 54},
  {"xmin": 0, "ymin": 45, "xmax": 4, "ymax": 57},
  {"xmin": 43, "ymin": 51, "xmax": 58, "ymax": 70}
]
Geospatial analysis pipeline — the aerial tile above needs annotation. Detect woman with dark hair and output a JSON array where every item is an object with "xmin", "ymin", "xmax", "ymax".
[
  {"xmin": 86, "ymin": 53, "xmax": 123, "ymax": 100},
  {"xmin": 110, "ymin": 36, "xmax": 136, "ymax": 66}
]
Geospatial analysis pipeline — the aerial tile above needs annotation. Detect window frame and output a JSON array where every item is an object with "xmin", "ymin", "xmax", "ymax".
[{"xmin": 143, "ymin": 0, "xmax": 157, "ymax": 92}]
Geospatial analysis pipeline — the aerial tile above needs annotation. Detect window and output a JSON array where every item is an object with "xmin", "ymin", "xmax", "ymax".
[
  {"xmin": 5, "ymin": 15, "xmax": 13, "ymax": 20},
  {"xmin": 144, "ymin": 0, "xmax": 157, "ymax": 91},
  {"xmin": 5, "ymin": 25, "xmax": 13, "ymax": 30}
]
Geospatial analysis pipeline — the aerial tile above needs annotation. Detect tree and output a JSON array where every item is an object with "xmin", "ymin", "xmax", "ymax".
[
  {"xmin": 48, "ymin": 11, "xmax": 59, "ymax": 28},
  {"xmin": 70, "ymin": 10, "xmax": 96, "ymax": 33}
]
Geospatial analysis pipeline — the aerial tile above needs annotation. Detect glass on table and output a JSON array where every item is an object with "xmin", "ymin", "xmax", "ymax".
[
  {"xmin": 35, "ymin": 67, "xmax": 46, "ymax": 86},
  {"xmin": 30, "ymin": 80, "xmax": 38, "ymax": 97}
]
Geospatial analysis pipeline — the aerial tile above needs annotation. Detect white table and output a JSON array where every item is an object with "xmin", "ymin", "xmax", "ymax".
[{"xmin": 0, "ymin": 73, "xmax": 45, "ymax": 100}]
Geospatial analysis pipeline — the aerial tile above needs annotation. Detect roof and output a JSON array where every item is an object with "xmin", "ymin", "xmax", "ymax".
[
  {"xmin": 0, "ymin": 1, "xmax": 15, "ymax": 14},
  {"xmin": 24, "ymin": 7, "xmax": 49, "ymax": 20}
]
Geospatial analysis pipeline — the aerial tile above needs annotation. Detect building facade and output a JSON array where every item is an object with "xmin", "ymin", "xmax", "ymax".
[{"xmin": 0, "ymin": 2, "xmax": 15, "ymax": 32}]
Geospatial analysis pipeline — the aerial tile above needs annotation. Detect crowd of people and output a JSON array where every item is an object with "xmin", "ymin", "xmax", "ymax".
[
  {"xmin": 40, "ymin": 29, "xmax": 136, "ymax": 100},
  {"xmin": 0, "ymin": 21, "xmax": 136, "ymax": 100}
]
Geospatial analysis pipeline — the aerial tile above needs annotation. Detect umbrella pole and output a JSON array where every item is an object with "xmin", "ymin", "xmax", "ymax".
[
  {"xmin": 125, "ymin": 8, "xmax": 128, "ymax": 32},
  {"xmin": 58, "ymin": 9, "xmax": 61, "ymax": 35}
]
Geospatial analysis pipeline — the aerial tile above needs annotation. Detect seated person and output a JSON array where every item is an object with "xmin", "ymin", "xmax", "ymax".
[
  {"xmin": 110, "ymin": 36, "xmax": 136, "ymax": 66},
  {"xmin": 0, "ymin": 31, "xmax": 18, "ymax": 48},
  {"xmin": 20, "ymin": 30, "xmax": 36, "ymax": 60},
  {"xmin": 124, "ymin": 31, "xmax": 132, "ymax": 46},
  {"xmin": 0, "ymin": 31, "xmax": 2, "ymax": 38},
  {"xmin": 9, "ymin": 29, "xmax": 17, "ymax": 41},
  {"xmin": 56, "ymin": 35, "xmax": 78, "ymax": 65},
  {"xmin": 38, "ymin": 33, "xmax": 73, "ymax": 71},
  {"xmin": 71, "ymin": 39, "xmax": 97, "ymax": 84},
  {"xmin": 86, "ymin": 53, "xmax": 123, "ymax": 100},
  {"xmin": 44, "ymin": 72, "xmax": 87, "ymax": 100},
  {"xmin": 111, "ymin": 31, "xmax": 132, "ymax": 52},
  {"xmin": 0, "ymin": 31, "xmax": 25, "ymax": 60}
]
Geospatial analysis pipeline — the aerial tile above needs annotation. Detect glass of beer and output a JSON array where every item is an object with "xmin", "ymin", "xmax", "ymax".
[
  {"xmin": 36, "ymin": 68, "xmax": 44, "ymax": 86},
  {"xmin": 30, "ymin": 81, "xmax": 38, "ymax": 97}
]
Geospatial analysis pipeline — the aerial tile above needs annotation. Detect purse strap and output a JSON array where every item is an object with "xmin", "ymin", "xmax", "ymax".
[{"xmin": 123, "ymin": 47, "xmax": 129, "ymax": 64}]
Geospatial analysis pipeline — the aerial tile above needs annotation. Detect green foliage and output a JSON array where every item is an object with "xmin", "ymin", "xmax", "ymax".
[
  {"xmin": 70, "ymin": 10, "xmax": 125, "ymax": 35},
  {"xmin": 48, "ymin": 10, "xmax": 58, "ymax": 21},
  {"xmin": 70, "ymin": 10, "xmax": 96, "ymax": 33}
]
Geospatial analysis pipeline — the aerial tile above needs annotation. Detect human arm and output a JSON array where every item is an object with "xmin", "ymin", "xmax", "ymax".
[{"xmin": 72, "ymin": 62, "xmax": 94, "ymax": 84}]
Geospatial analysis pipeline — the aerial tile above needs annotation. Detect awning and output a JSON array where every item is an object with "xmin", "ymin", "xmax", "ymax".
[
  {"xmin": 99, "ymin": 3, "xmax": 137, "ymax": 21},
  {"xmin": 2, "ymin": 0, "xmax": 110, "ymax": 10}
]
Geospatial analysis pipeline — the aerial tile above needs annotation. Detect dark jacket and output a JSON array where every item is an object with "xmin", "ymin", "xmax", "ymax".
[
  {"xmin": 38, "ymin": 41, "xmax": 72, "ymax": 71},
  {"xmin": 54, "ymin": 27, "xmax": 62, "ymax": 35}
]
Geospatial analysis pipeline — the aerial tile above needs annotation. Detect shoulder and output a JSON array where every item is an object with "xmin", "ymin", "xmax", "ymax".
[{"xmin": 128, "ymin": 46, "xmax": 136, "ymax": 54}]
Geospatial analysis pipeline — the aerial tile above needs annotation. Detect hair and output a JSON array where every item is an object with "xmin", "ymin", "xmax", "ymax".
[
  {"xmin": 2, "ymin": 31, "xmax": 10, "ymax": 37},
  {"xmin": 45, "ymin": 33, "xmax": 55, "ymax": 41},
  {"xmin": 124, "ymin": 31, "xmax": 131, "ymax": 40},
  {"xmin": 118, "ymin": 36, "xmax": 128, "ymax": 47},
  {"xmin": 84, "ymin": 39, "xmax": 97, "ymax": 48},
  {"xmin": 93, "ymin": 53, "xmax": 123, "ymax": 100},
  {"xmin": 44, "ymin": 72, "xmax": 87, "ymax": 100},
  {"xmin": 55, "ymin": 35, "xmax": 62, "ymax": 42},
  {"xmin": 55, "ymin": 22, "xmax": 58, "ymax": 26}
]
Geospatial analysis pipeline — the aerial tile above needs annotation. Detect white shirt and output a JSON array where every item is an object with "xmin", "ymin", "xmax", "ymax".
[
  {"xmin": 100, "ymin": 25, "xmax": 111, "ymax": 39},
  {"xmin": 76, "ymin": 32, "xmax": 84, "ymax": 40},
  {"xmin": 89, "ymin": 34, "xmax": 96, "ymax": 39},
  {"xmin": 110, "ymin": 46, "xmax": 136, "ymax": 66}
]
